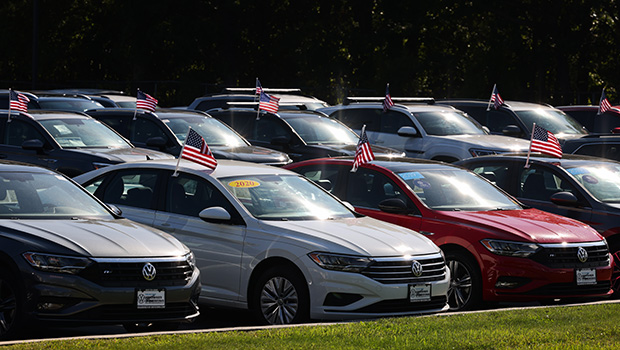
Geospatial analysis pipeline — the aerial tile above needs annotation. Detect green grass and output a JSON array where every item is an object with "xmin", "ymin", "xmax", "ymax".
[{"xmin": 5, "ymin": 302, "xmax": 620, "ymax": 350}]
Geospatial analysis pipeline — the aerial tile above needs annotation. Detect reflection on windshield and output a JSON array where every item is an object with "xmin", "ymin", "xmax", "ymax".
[
  {"xmin": 414, "ymin": 111, "xmax": 486, "ymax": 135},
  {"xmin": 164, "ymin": 116, "xmax": 247, "ymax": 147},
  {"xmin": 516, "ymin": 110, "xmax": 588, "ymax": 135},
  {"xmin": 284, "ymin": 117, "xmax": 359, "ymax": 145},
  {"xmin": 0, "ymin": 172, "xmax": 112, "ymax": 218},
  {"xmin": 398, "ymin": 169, "xmax": 520, "ymax": 211},
  {"xmin": 221, "ymin": 174, "xmax": 355, "ymax": 220},
  {"xmin": 566, "ymin": 165, "xmax": 620, "ymax": 203},
  {"xmin": 40, "ymin": 118, "xmax": 131, "ymax": 149}
]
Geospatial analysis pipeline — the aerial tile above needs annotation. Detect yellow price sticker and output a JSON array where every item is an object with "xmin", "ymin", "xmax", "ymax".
[{"xmin": 228, "ymin": 180, "xmax": 260, "ymax": 188}]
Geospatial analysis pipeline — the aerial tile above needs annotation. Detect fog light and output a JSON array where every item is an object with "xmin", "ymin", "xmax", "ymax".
[
  {"xmin": 37, "ymin": 302, "xmax": 66, "ymax": 311},
  {"xmin": 495, "ymin": 276, "xmax": 531, "ymax": 289}
]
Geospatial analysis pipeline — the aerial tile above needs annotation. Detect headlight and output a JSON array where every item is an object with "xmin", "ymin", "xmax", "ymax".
[
  {"xmin": 23, "ymin": 252, "xmax": 93, "ymax": 274},
  {"xmin": 469, "ymin": 148, "xmax": 497, "ymax": 157},
  {"xmin": 480, "ymin": 239, "xmax": 541, "ymax": 257},
  {"xmin": 185, "ymin": 251, "xmax": 196, "ymax": 269},
  {"xmin": 308, "ymin": 252, "xmax": 373, "ymax": 272}
]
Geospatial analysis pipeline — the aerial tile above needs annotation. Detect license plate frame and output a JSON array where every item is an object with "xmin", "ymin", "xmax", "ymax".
[
  {"xmin": 409, "ymin": 284, "xmax": 431, "ymax": 302},
  {"xmin": 136, "ymin": 289, "xmax": 166, "ymax": 309},
  {"xmin": 576, "ymin": 268, "xmax": 597, "ymax": 286}
]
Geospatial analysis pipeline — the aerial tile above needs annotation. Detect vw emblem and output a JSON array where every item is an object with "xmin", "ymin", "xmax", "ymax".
[
  {"xmin": 577, "ymin": 247, "xmax": 588, "ymax": 263},
  {"xmin": 142, "ymin": 262, "xmax": 157, "ymax": 281},
  {"xmin": 411, "ymin": 260, "xmax": 423, "ymax": 277}
]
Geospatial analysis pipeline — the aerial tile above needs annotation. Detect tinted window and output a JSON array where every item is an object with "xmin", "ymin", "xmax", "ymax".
[
  {"xmin": 331, "ymin": 109, "xmax": 381, "ymax": 132},
  {"xmin": 470, "ymin": 164, "xmax": 512, "ymax": 191},
  {"xmin": 486, "ymin": 110, "xmax": 520, "ymax": 133},
  {"xmin": 94, "ymin": 115, "xmax": 133, "ymax": 138},
  {"xmin": 519, "ymin": 166, "xmax": 576, "ymax": 201},
  {"xmin": 347, "ymin": 168, "xmax": 417, "ymax": 212},
  {"xmin": 163, "ymin": 116, "xmax": 247, "ymax": 147},
  {"xmin": 515, "ymin": 110, "xmax": 587, "ymax": 135},
  {"xmin": 284, "ymin": 116, "xmax": 359, "ymax": 144},
  {"xmin": 102, "ymin": 170, "xmax": 159, "ymax": 209},
  {"xmin": 39, "ymin": 118, "xmax": 131, "ymax": 148},
  {"xmin": 167, "ymin": 173, "xmax": 233, "ymax": 217},
  {"xmin": 293, "ymin": 164, "xmax": 343, "ymax": 194},
  {"xmin": 253, "ymin": 115, "xmax": 290, "ymax": 142},
  {"xmin": 380, "ymin": 110, "xmax": 414, "ymax": 134},
  {"xmin": 572, "ymin": 143, "xmax": 620, "ymax": 162},
  {"xmin": 5, "ymin": 119, "xmax": 47, "ymax": 146},
  {"xmin": 133, "ymin": 118, "xmax": 167, "ymax": 144},
  {"xmin": 414, "ymin": 111, "xmax": 486, "ymax": 135}
]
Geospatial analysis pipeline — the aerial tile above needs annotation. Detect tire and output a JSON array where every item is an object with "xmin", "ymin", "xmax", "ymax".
[
  {"xmin": 609, "ymin": 242, "xmax": 620, "ymax": 298},
  {"xmin": 122, "ymin": 322, "xmax": 181, "ymax": 333},
  {"xmin": 0, "ymin": 269, "xmax": 25, "ymax": 340},
  {"xmin": 445, "ymin": 252, "xmax": 482, "ymax": 311},
  {"xmin": 251, "ymin": 265, "xmax": 309, "ymax": 325}
]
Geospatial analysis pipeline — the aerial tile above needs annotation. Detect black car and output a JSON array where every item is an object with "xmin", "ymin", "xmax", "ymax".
[
  {"xmin": 438, "ymin": 99, "xmax": 588, "ymax": 142},
  {"xmin": 456, "ymin": 153, "xmax": 620, "ymax": 285},
  {"xmin": 84, "ymin": 108, "xmax": 292, "ymax": 166},
  {"xmin": 556, "ymin": 105, "xmax": 620, "ymax": 134},
  {"xmin": 188, "ymin": 87, "xmax": 329, "ymax": 112},
  {"xmin": 0, "ymin": 161, "xmax": 200, "ymax": 339},
  {"xmin": 561, "ymin": 134, "xmax": 620, "ymax": 162},
  {"xmin": 34, "ymin": 95, "xmax": 105, "ymax": 112},
  {"xmin": 0, "ymin": 110, "xmax": 173, "ymax": 176},
  {"xmin": 207, "ymin": 108, "xmax": 405, "ymax": 162}
]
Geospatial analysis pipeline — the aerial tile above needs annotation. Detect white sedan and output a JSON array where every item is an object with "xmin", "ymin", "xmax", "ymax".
[{"xmin": 75, "ymin": 159, "xmax": 450, "ymax": 325}]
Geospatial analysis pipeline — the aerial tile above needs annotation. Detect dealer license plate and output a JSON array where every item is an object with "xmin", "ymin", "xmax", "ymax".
[
  {"xmin": 409, "ymin": 284, "xmax": 431, "ymax": 302},
  {"xmin": 576, "ymin": 268, "xmax": 596, "ymax": 286},
  {"xmin": 137, "ymin": 289, "xmax": 166, "ymax": 309}
]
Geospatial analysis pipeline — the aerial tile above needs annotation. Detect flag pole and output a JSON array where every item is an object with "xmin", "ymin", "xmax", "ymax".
[
  {"xmin": 524, "ymin": 122, "xmax": 536, "ymax": 168},
  {"xmin": 7, "ymin": 88, "xmax": 12, "ymax": 123},
  {"xmin": 133, "ymin": 88, "xmax": 139, "ymax": 120},
  {"xmin": 173, "ymin": 126, "xmax": 191, "ymax": 177},
  {"xmin": 487, "ymin": 84, "xmax": 496, "ymax": 111}
]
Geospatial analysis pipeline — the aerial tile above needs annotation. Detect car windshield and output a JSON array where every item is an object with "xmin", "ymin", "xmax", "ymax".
[
  {"xmin": 40, "ymin": 118, "xmax": 132, "ymax": 149},
  {"xmin": 37, "ymin": 99, "xmax": 104, "ymax": 112},
  {"xmin": 397, "ymin": 168, "xmax": 521, "ymax": 211},
  {"xmin": 221, "ymin": 174, "xmax": 355, "ymax": 220},
  {"xmin": 0, "ymin": 171, "xmax": 112, "ymax": 218},
  {"xmin": 413, "ymin": 111, "xmax": 486, "ymax": 135},
  {"xmin": 565, "ymin": 163, "xmax": 620, "ymax": 203},
  {"xmin": 516, "ymin": 109, "xmax": 588, "ymax": 135},
  {"xmin": 284, "ymin": 116, "xmax": 360, "ymax": 145},
  {"xmin": 163, "ymin": 116, "xmax": 248, "ymax": 147}
]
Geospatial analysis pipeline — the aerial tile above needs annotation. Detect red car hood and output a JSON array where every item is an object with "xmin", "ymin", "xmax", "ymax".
[{"xmin": 439, "ymin": 208, "xmax": 602, "ymax": 244}]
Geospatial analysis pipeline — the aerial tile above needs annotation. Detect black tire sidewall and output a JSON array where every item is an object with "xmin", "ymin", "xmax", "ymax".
[
  {"xmin": 0, "ymin": 269, "xmax": 25, "ymax": 340},
  {"xmin": 445, "ymin": 251, "xmax": 482, "ymax": 311}
]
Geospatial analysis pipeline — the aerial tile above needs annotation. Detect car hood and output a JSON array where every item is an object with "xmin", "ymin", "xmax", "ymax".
[
  {"xmin": 211, "ymin": 145, "xmax": 291, "ymax": 164},
  {"xmin": 438, "ymin": 134, "xmax": 531, "ymax": 151},
  {"xmin": 260, "ymin": 216, "xmax": 439, "ymax": 257},
  {"xmin": 439, "ymin": 208, "xmax": 602, "ymax": 243},
  {"xmin": 67, "ymin": 147, "xmax": 174, "ymax": 162},
  {"xmin": 0, "ymin": 219, "xmax": 188, "ymax": 257},
  {"xmin": 312, "ymin": 144, "xmax": 405, "ymax": 157}
]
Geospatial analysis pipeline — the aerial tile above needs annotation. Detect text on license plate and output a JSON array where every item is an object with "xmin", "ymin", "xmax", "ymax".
[
  {"xmin": 409, "ymin": 284, "xmax": 431, "ymax": 302},
  {"xmin": 576, "ymin": 268, "xmax": 597, "ymax": 286},
  {"xmin": 137, "ymin": 289, "xmax": 166, "ymax": 309}
]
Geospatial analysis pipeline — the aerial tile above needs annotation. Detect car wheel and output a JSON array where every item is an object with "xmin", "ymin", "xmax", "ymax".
[
  {"xmin": 122, "ymin": 322, "xmax": 180, "ymax": 333},
  {"xmin": 609, "ymin": 243, "xmax": 620, "ymax": 297},
  {"xmin": 446, "ymin": 252, "xmax": 481, "ymax": 311},
  {"xmin": 252, "ymin": 266, "xmax": 309, "ymax": 325},
  {"xmin": 0, "ymin": 270, "xmax": 25, "ymax": 340}
]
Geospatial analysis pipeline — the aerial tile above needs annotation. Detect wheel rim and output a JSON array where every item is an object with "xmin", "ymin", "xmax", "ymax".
[
  {"xmin": 447, "ymin": 259, "xmax": 473, "ymax": 311},
  {"xmin": 0, "ymin": 279, "xmax": 17, "ymax": 336},
  {"xmin": 260, "ymin": 276, "xmax": 299, "ymax": 325}
]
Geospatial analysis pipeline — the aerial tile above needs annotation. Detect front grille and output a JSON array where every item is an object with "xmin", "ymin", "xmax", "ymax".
[
  {"xmin": 335, "ymin": 296, "xmax": 447, "ymax": 314},
  {"xmin": 522, "ymin": 281, "xmax": 611, "ymax": 296},
  {"xmin": 44, "ymin": 302, "xmax": 199, "ymax": 322},
  {"xmin": 81, "ymin": 258, "xmax": 193, "ymax": 288},
  {"xmin": 361, "ymin": 254, "xmax": 446, "ymax": 284},
  {"xmin": 531, "ymin": 242, "xmax": 610, "ymax": 268}
]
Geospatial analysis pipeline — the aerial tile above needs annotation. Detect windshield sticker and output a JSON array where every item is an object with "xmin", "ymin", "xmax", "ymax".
[
  {"xmin": 413, "ymin": 179, "xmax": 431, "ymax": 189},
  {"xmin": 52, "ymin": 124, "xmax": 72, "ymax": 135},
  {"xmin": 228, "ymin": 180, "xmax": 260, "ymax": 188},
  {"xmin": 582, "ymin": 175, "xmax": 599, "ymax": 184},
  {"xmin": 399, "ymin": 172, "xmax": 425, "ymax": 180},
  {"xmin": 567, "ymin": 168, "xmax": 590, "ymax": 176}
]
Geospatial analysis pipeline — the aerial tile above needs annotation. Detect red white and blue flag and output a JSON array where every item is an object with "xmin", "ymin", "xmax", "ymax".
[
  {"xmin": 136, "ymin": 90, "xmax": 158, "ymax": 112},
  {"xmin": 351, "ymin": 125, "xmax": 375, "ymax": 172},
  {"xmin": 9, "ymin": 90, "xmax": 29, "ymax": 113},
  {"xmin": 598, "ymin": 88, "xmax": 612, "ymax": 115},
  {"xmin": 259, "ymin": 91, "xmax": 280, "ymax": 113},
  {"xmin": 489, "ymin": 84, "xmax": 504, "ymax": 110},
  {"xmin": 530, "ymin": 124, "xmax": 562, "ymax": 158},
  {"xmin": 383, "ymin": 83, "xmax": 394, "ymax": 112},
  {"xmin": 255, "ymin": 78, "xmax": 263, "ymax": 95},
  {"xmin": 181, "ymin": 128, "xmax": 217, "ymax": 170}
]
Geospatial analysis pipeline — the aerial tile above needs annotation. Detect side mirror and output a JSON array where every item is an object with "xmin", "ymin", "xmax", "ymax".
[
  {"xmin": 378, "ymin": 198, "xmax": 410, "ymax": 214},
  {"xmin": 22, "ymin": 139, "xmax": 45, "ymax": 152},
  {"xmin": 146, "ymin": 136, "xmax": 167, "ymax": 150},
  {"xmin": 397, "ymin": 126, "xmax": 418, "ymax": 137},
  {"xmin": 550, "ymin": 191, "xmax": 579, "ymax": 207},
  {"xmin": 106, "ymin": 203, "xmax": 123, "ymax": 216},
  {"xmin": 199, "ymin": 206, "xmax": 231, "ymax": 223},
  {"xmin": 502, "ymin": 125, "xmax": 522, "ymax": 137},
  {"xmin": 482, "ymin": 126, "xmax": 490, "ymax": 134}
]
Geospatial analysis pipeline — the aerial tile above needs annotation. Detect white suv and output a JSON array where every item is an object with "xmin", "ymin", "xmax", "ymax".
[{"xmin": 320, "ymin": 98, "xmax": 531, "ymax": 162}]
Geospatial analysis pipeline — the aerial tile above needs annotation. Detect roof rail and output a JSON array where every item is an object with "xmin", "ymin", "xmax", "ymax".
[
  {"xmin": 222, "ymin": 88, "xmax": 303, "ymax": 94},
  {"xmin": 222, "ymin": 101, "xmax": 309, "ymax": 111},
  {"xmin": 344, "ymin": 97, "xmax": 435, "ymax": 105}
]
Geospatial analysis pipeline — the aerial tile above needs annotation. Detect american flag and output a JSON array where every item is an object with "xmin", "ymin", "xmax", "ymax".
[
  {"xmin": 351, "ymin": 125, "xmax": 375, "ymax": 172},
  {"xmin": 490, "ymin": 84, "xmax": 504, "ymax": 110},
  {"xmin": 181, "ymin": 128, "xmax": 217, "ymax": 169},
  {"xmin": 598, "ymin": 88, "xmax": 612, "ymax": 115},
  {"xmin": 383, "ymin": 83, "xmax": 394, "ymax": 112},
  {"xmin": 255, "ymin": 78, "xmax": 263, "ymax": 95},
  {"xmin": 259, "ymin": 91, "xmax": 280, "ymax": 113},
  {"xmin": 9, "ymin": 90, "xmax": 29, "ymax": 112},
  {"xmin": 136, "ymin": 90, "xmax": 158, "ymax": 112},
  {"xmin": 531, "ymin": 124, "xmax": 562, "ymax": 158}
]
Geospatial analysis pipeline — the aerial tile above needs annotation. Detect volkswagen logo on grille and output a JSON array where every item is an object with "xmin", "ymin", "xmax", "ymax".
[
  {"xmin": 577, "ymin": 247, "xmax": 588, "ymax": 263},
  {"xmin": 411, "ymin": 260, "xmax": 423, "ymax": 277},
  {"xmin": 142, "ymin": 262, "xmax": 157, "ymax": 281}
]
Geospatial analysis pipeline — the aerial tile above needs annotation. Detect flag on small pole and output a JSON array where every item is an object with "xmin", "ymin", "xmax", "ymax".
[
  {"xmin": 135, "ymin": 89, "xmax": 158, "ymax": 120},
  {"xmin": 255, "ymin": 78, "xmax": 263, "ymax": 95},
  {"xmin": 383, "ymin": 83, "xmax": 394, "ymax": 112},
  {"xmin": 8, "ymin": 89, "xmax": 29, "ymax": 122},
  {"xmin": 351, "ymin": 125, "xmax": 375, "ymax": 172},
  {"xmin": 525, "ymin": 123, "xmax": 562, "ymax": 168},
  {"xmin": 598, "ymin": 88, "xmax": 612, "ymax": 115},
  {"xmin": 487, "ymin": 84, "xmax": 504, "ymax": 111},
  {"xmin": 173, "ymin": 127, "xmax": 217, "ymax": 176}
]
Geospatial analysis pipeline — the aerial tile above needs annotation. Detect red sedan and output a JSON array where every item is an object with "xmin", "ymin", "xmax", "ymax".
[{"xmin": 285, "ymin": 157, "xmax": 613, "ymax": 310}]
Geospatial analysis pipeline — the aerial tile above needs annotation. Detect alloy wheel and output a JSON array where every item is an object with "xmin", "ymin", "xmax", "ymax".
[
  {"xmin": 0, "ymin": 279, "xmax": 17, "ymax": 337},
  {"xmin": 259, "ymin": 276, "xmax": 299, "ymax": 325},
  {"xmin": 447, "ymin": 259, "xmax": 473, "ymax": 310}
]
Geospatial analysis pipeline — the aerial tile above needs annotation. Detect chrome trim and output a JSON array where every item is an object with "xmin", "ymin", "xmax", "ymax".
[
  {"xmin": 538, "ymin": 241, "xmax": 607, "ymax": 249},
  {"xmin": 91, "ymin": 255, "xmax": 189, "ymax": 263},
  {"xmin": 372, "ymin": 253, "xmax": 444, "ymax": 262}
]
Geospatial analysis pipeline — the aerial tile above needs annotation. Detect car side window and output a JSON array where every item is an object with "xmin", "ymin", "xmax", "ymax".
[
  {"xmin": 572, "ymin": 143, "xmax": 620, "ymax": 162},
  {"xmin": 95, "ymin": 115, "xmax": 132, "ymax": 138},
  {"xmin": 102, "ymin": 170, "xmax": 159, "ymax": 209},
  {"xmin": 381, "ymin": 110, "xmax": 414, "ymax": 134},
  {"xmin": 292, "ymin": 164, "xmax": 343, "ymax": 195},
  {"xmin": 132, "ymin": 118, "xmax": 167, "ymax": 144},
  {"xmin": 253, "ymin": 115, "xmax": 290, "ymax": 142},
  {"xmin": 519, "ymin": 166, "xmax": 577, "ymax": 201},
  {"xmin": 346, "ymin": 168, "xmax": 417, "ymax": 212},
  {"xmin": 486, "ymin": 110, "xmax": 519, "ymax": 133},
  {"xmin": 4, "ymin": 119, "xmax": 47, "ymax": 147},
  {"xmin": 331, "ymin": 109, "xmax": 381, "ymax": 132},
  {"xmin": 470, "ymin": 164, "xmax": 512, "ymax": 192}
]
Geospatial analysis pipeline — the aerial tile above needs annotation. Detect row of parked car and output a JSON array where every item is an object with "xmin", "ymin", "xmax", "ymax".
[{"xmin": 0, "ymin": 87, "xmax": 619, "ymax": 339}]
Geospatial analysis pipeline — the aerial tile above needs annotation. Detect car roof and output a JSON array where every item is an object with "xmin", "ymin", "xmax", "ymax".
[
  {"xmin": 437, "ymin": 99, "xmax": 556, "ymax": 111},
  {"xmin": 294, "ymin": 156, "xmax": 465, "ymax": 172},
  {"xmin": 4, "ymin": 109, "xmax": 91, "ymax": 121},
  {"xmin": 86, "ymin": 107, "xmax": 210, "ymax": 118},
  {"xmin": 0, "ymin": 159, "xmax": 58, "ymax": 173},
  {"xmin": 325, "ymin": 101, "xmax": 458, "ymax": 113},
  {"xmin": 458, "ymin": 152, "xmax": 620, "ymax": 167}
]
